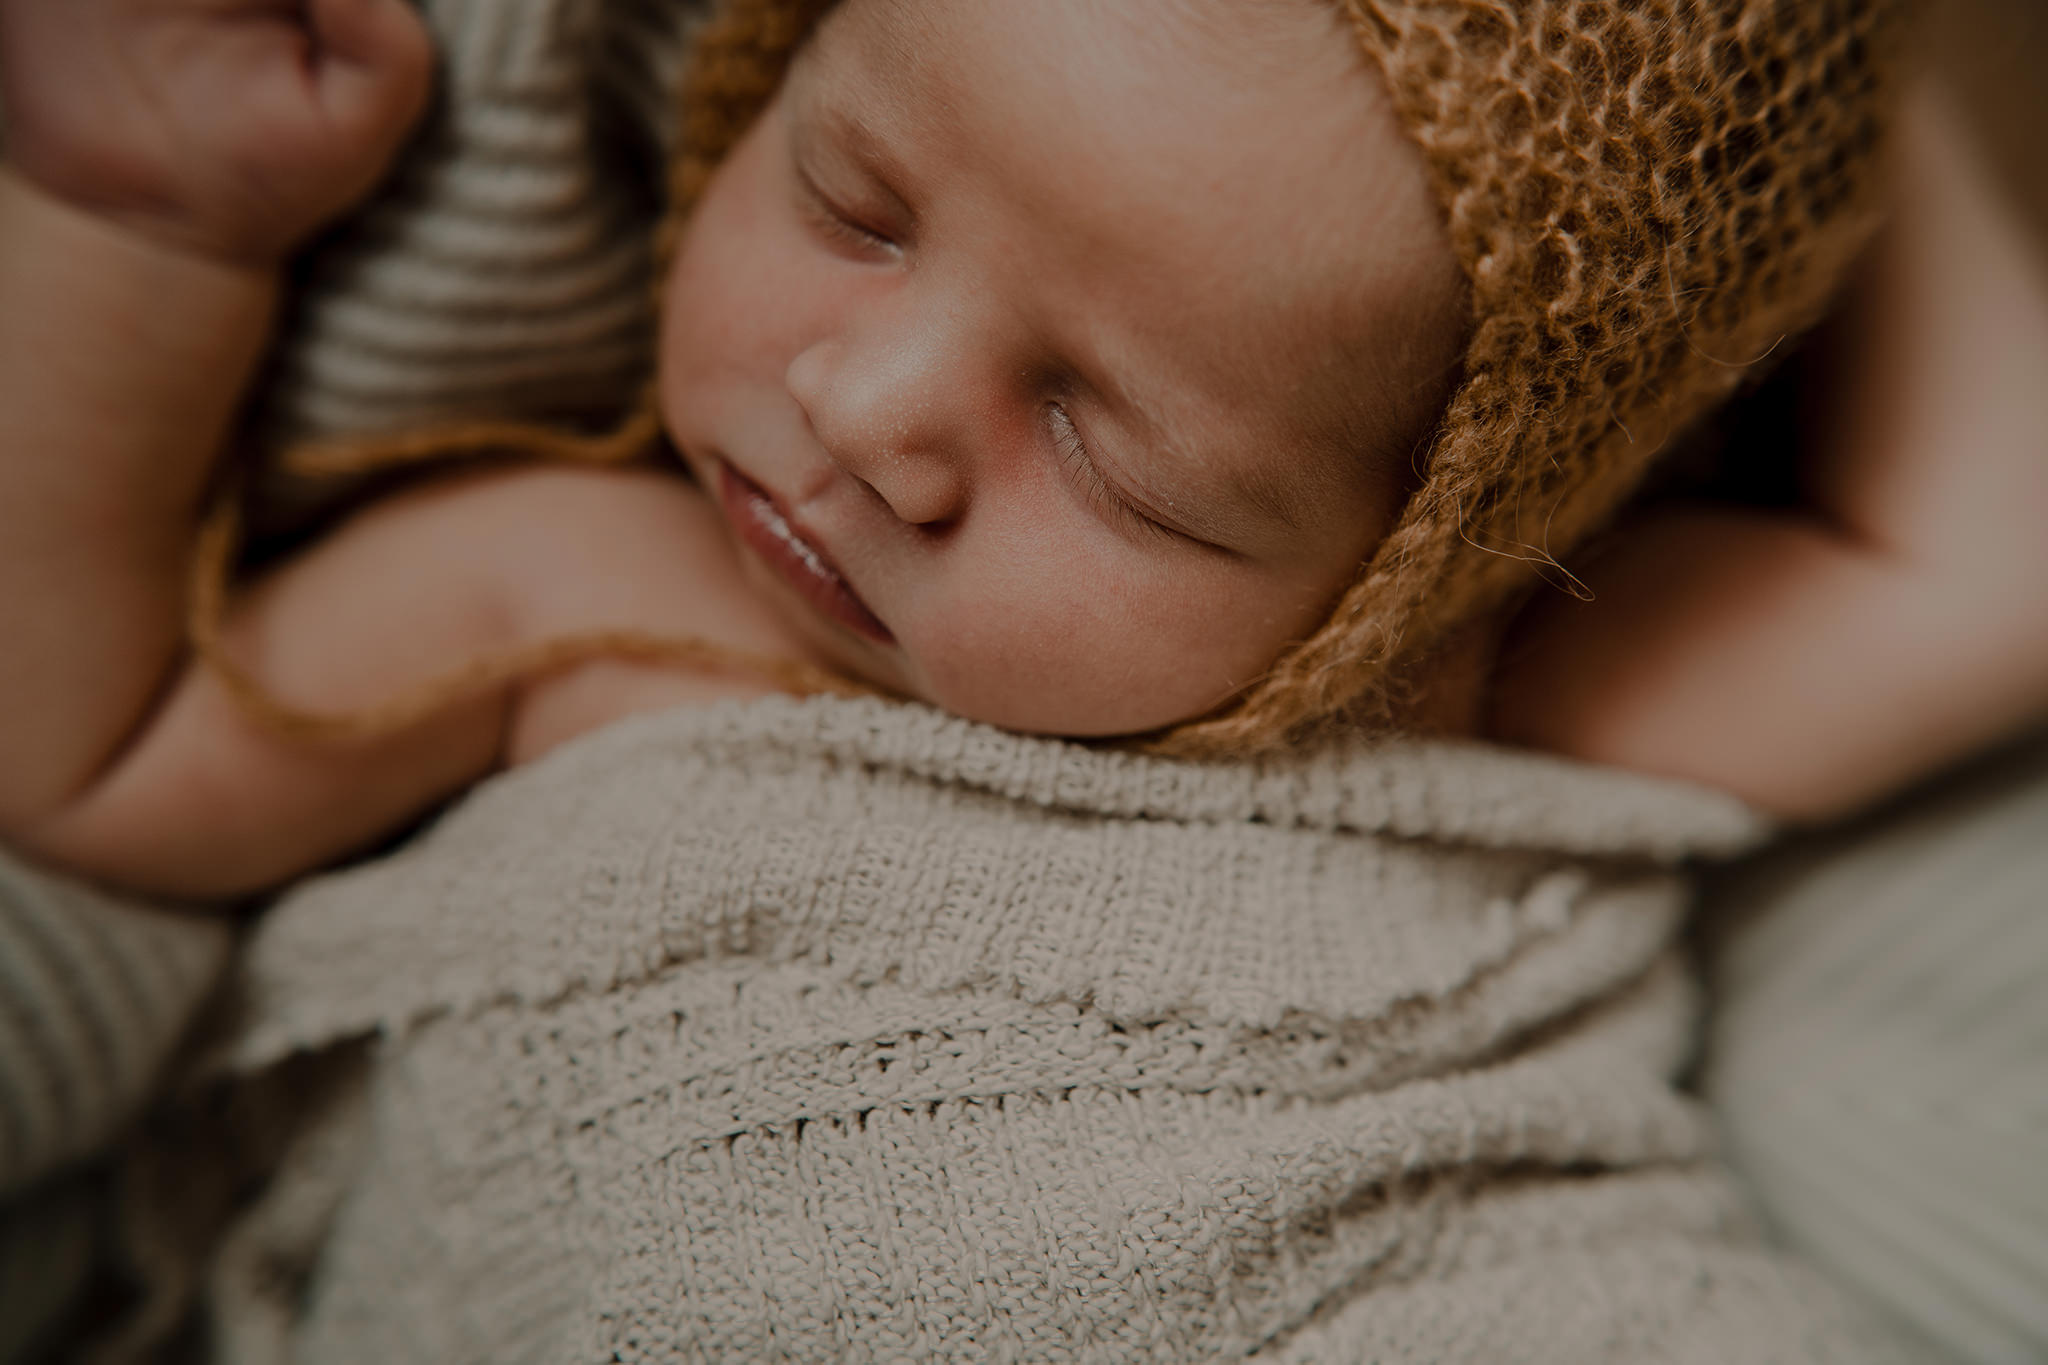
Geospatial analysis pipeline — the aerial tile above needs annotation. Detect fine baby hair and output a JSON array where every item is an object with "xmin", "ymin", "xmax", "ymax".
[{"xmin": 227, "ymin": 0, "xmax": 1907, "ymax": 753}]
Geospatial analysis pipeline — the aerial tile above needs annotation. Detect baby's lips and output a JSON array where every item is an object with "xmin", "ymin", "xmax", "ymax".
[{"xmin": 717, "ymin": 462, "xmax": 895, "ymax": 645}]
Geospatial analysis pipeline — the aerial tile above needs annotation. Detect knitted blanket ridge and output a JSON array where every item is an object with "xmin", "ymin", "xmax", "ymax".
[{"xmin": 193, "ymin": 696, "xmax": 1916, "ymax": 1364}]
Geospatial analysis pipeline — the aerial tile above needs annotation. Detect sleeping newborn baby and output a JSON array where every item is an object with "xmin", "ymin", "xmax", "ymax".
[
  {"xmin": 10, "ymin": 0, "xmax": 2007, "ymax": 1358},
  {"xmin": 6, "ymin": 0, "xmax": 1997, "ymax": 907}
]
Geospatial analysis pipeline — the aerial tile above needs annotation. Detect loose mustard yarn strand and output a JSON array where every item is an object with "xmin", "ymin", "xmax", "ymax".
[
  {"xmin": 188, "ymin": 481, "xmax": 869, "ymax": 748},
  {"xmin": 281, "ymin": 393, "xmax": 666, "ymax": 478}
]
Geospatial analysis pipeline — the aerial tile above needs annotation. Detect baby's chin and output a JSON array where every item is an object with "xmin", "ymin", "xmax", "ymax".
[{"xmin": 876, "ymin": 646, "xmax": 1242, "ymax": 741}]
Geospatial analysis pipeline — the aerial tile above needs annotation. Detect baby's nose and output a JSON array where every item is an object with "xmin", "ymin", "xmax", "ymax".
[{"xmin": 786, "ymin": 337, "xmax": 971, "ymax": 528}]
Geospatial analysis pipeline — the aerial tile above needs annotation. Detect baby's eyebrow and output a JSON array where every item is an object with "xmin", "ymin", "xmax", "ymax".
[
  {"xmin": 794, "ymin": 104, "xmax": 916, "ymax": 209},
  {"xmin": 789, "ymin": 13, "xmax": 929, "ymax": 174},
  {"xmin": 1221, "ymin": 450, "xmax": 1314, "ymax": 534},
  {"xmin": 786, "ymin": 68, "xmax": 923, "ymax": 223}
]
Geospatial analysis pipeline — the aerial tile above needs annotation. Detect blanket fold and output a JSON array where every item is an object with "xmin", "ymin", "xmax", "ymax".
[{"xmin": 199, "ymin": 697, "xmax": 1909, "ymax": 1364}]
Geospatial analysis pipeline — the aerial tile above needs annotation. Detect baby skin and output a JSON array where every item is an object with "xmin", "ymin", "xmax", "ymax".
[
  {"xmin": 0, "ymin": 0, "xmax": 1465, "ymax": 897},
  {"xmin": 3, "ymin": 0, "xmax": 2047, "ymax": 902}
]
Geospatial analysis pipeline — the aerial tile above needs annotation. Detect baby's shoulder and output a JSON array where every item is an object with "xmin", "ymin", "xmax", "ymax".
[
  {"xmin": 332, "ymin": 461, "xmax": 717, "ymax": 612},
  {"xmin": 385, "ymin": 462, "xmax": 816, "ymax": 760},
  {"xmin": 387, "ymin": 460, "xmax": 777, "ymax": 643}
]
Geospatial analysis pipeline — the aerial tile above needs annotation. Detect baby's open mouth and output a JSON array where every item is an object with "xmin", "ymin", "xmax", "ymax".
[{"xmin": 716, "ymin": 463, "xmax": 894, "ymax": 645}]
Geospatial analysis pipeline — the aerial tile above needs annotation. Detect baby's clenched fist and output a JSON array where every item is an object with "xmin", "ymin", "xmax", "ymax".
[{"xmin": 0, "ymin": 0, "xmax": 433, "ymax": 266}]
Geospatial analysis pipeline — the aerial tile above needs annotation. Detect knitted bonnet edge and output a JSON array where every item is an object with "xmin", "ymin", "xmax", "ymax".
[
  {"xmin": 1174, "ymin": 0, "xmax": 1910, "ymax": 753},
  {"xmin": 658, "ymin": 0, "xmax": 1909, "ymax": 756}
]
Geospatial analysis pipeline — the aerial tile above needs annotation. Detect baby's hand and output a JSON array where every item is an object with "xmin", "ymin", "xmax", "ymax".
[{"xmin": 0, "ymin": 0, "xmax": 432, "ymax": 265}]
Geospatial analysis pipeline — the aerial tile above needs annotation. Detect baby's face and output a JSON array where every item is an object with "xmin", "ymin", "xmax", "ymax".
[{"xmin": 661, "ymin": 0, "xmax": 1461, "ymax": 736}]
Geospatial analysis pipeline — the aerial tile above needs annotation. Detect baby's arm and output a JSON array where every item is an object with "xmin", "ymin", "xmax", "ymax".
[
  {"xmin": 2, "ymin": 2, "xmax": 813, "ymax": 901},
  {"xmin": 21, "ymin": 463, "xmax": 805, "ymax": 899},
  {"xmin": 1490, "ymin": 87, "xmax": 2048, "ymax": 822},
  {"xmin": 0, "ymin": 0, "xmax": 431, "ymax": 888},
  {"xmin": 0, "ymin": 171, "xmax": 277, "ymax": 832}
]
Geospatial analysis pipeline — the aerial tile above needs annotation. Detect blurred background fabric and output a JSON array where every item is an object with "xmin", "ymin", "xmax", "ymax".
[
  {"xmin": 0, "ymin": 856, "xmax": 229, "ymax": 1363},
  {"xmin": 1702, "ymin": 728, "xmax": 2048, "ymax": 1365}
]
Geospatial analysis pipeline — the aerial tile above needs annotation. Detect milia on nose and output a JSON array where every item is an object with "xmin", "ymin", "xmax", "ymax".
[{"xmin": 786, "ymin": 335, "xmax": 972, "ymax": 529}]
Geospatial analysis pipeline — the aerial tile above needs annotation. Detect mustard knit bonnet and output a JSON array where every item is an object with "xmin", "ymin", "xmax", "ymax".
[
  {"xmin": 224, "ymin": 0, "xmax": 1905, "ymax": 752},
  {"xmin": 650, "ymin": 0, "xmax": 1903, "ymax": 753}
]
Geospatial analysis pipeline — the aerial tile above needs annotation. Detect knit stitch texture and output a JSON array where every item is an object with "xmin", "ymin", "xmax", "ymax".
[
  {"xmin": 1178, "ymin": 0, "xmax": 1906, "ymax": 748},
  {"xmin": 182, "ymin": 697, "xmax": 1921, "ymax": 1363}
]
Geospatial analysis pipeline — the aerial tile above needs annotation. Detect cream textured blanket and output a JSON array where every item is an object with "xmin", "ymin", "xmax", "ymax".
[{"xmin": 191, "ymin": 696, "xmax": 1914, "ymax": 1363}]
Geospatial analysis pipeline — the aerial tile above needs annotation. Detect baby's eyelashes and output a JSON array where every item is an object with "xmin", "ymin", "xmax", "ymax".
[{"xmin": 1048, "ymin": 403, "xmax": 1190, "ymax": 549}]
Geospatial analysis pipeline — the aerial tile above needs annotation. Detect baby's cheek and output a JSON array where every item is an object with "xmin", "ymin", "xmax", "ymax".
[
  {"xmin": 899, "ymin": 597, "xmax": 1112, "ymax": 731},
  {"xmin": 903, "ymin": 557, "xmax": 1279, "ymax": 737}
]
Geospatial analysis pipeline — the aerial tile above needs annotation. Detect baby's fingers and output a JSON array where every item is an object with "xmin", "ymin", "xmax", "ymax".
[{"xmin": 305, "ymin": 0, "xmax": 434, "ymax": 154}]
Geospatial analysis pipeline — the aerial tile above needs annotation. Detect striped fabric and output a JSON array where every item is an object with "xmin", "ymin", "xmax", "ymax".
[
  {"xmin": 251, "ymin": 0, "xmax": 709, "ymax": 530},
  {"xmin": 0, "ymin": 855, "xmax": 228, "ymax": 1202},
  {"xmin": 1705, "ymin": 730, "xmax": 2048, "ymax": 1365},
  {"xmin": 0, "ymin": 852, "xmax": 227, "ymax": 1360}
]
